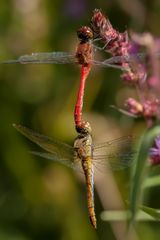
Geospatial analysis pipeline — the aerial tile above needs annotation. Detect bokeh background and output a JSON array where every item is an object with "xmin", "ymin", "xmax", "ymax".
[{"xmin": 0, "ymin": 0, "xmax": 160, "ymax": 239}]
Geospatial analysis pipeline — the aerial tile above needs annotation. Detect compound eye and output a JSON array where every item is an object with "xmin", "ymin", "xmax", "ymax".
[{"xmin": 77, "ymin": 26, "xmax": 93, "ymax": 41}]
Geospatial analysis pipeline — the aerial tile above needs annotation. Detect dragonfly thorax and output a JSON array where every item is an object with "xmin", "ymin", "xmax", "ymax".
[
  {"xmin": 76, "ymin": 42, "xmax": 93, "ymax": 66},
  {"xmin": 76, "ymin": 27, "xmax": 93, "ymax": 66},
  {"xmin": 74, "ymin": 133, "xmax": 93, "ymax": 161}
]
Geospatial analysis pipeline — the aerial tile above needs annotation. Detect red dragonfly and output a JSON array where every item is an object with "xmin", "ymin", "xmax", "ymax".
[
  {"xmin": 1, "ymin": 26, "xmax": 135, "ymax": 129},
  {"xmin": 2, "ymin": 26, "xmax": 149, "ymax": 130},
  {"xmin": 13, "ymin": 123, "xmax": 135, "ymax": 229}
]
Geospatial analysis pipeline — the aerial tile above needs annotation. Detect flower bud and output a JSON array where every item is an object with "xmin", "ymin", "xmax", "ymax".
[
  {"xmin": 125, "ymin": 98, "xmax": 143, "ymax": 115},
  {"xmin": 143, "ymin": 99, "xmax": 159, "ymax": 118}
]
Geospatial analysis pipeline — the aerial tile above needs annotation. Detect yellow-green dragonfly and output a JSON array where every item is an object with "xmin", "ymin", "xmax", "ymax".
[{"xmin": 13, "ymin": 123, "xmax": 135, "ymax": 229}]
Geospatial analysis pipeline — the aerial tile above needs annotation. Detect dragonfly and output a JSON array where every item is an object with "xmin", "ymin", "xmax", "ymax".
[
  {"xmin": 1, "ymin": 29, "xmax": 154, "ymax": 129},
  {"xmin": 1, "ymin": 23, "xmax": 155, "ymax": 129},
  {"xmin": 13, "ymin": 123, "xmax": 136, "ymax": 229},
  {"xmin": 1, "ymin": 25, "xmax": 133, "ymax": 132}
]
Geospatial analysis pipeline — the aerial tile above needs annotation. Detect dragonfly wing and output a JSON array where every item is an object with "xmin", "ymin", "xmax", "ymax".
[
  {"xmin": 2, "ymin": 52, "xmax": 76, "ymax": 64},
  {"xmin": 91, "ymin": 60, "xmax": 128, "ymax": 70},
  {"xmin": 30, "ymin": 151, "xmax": 84, "ymax": 173},
  {"xmin": 13, "ymin": 124, "xmax": 75, "ymax": 163},
  {"xmin": 102, "ymin": 54, "xmax": 142, "ymax": 65},
  {"xmin": 102, "ymin": 55, "xmax": 130, "ymax": 65},
  {"xmin": 93, "ymin": 135, "xmax": 136, "ymax": 171},
  {"xmin": 31, "ymin": 151, "xmax": 78, "ymax": 169}
]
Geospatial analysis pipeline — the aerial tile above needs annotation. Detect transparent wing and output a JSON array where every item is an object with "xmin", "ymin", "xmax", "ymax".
[
  {"xmin": 31, "ymin": 151, "xmax": 80, "ymax": 170},
  {"xmin": 91, "ymin": 53, "xmax": 153, "ymax": 71},
  {"xmin": 91, "ymin": 60, "xmax": 129, "ymax": 70},
  {"xmin": 1, "ymin": 51, "xmax": 133, "ymax": 69},
  {"xmin": 13, "ymin": 124, "xmax": 75, "ymax": 167},
  {"xmin": 93, "ymin": 135, "xmax": 136, "ymax": 170},
  {"xmin": 2, "ymin": 52, "xmax": 76, "ymax": 64},
  {"xmin": 102, "ymin": 52, "xmax": 160, "ymax": 66},
  {"xmin": 2, "ymin": 51, "xmax": 158, "ymax": 70},
  {"xmin": 102, "ymin": 54, "xmax": 145, "ymax": 65},
  {"xmin": 13, "ymin": 124, "xmax": 136, "ymax": 172}
]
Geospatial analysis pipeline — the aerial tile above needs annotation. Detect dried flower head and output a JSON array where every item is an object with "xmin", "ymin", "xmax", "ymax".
[{"xmin": 91, "ymin": 9, "xmax": 117, "ymax": 42}]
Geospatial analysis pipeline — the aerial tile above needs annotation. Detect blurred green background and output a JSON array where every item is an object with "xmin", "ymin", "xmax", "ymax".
[{"xmin": 0, "ymin": 0, "xmax": 160, "ymax": 239}]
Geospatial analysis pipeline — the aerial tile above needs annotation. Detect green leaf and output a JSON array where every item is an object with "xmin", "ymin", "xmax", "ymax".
[
  {"xmin": 129, "ymin": 125, "xmax": 160, "ymax": 223},
  {"xmin": 140, "ymin": 205, "xmax": 160, "ymax": 220},
  {"xmin": 101, "ymin": 210, "xmax": 158, "ymax": 222},
  {"xmin": 143, "ymin": 175, "xmax": 160, "ymax": 188}
]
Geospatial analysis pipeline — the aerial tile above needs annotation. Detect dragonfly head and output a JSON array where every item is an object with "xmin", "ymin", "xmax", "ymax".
[
  {"xmin": 76, "ymin": 121, "xmax": 92, "ymax": 134},
  {"xmin": 77, "ymin": 26, "xmax": 93, "ymax": 43}
]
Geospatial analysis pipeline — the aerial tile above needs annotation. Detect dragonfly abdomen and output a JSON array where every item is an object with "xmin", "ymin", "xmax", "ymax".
[
  {"xmin": 82, "ymin": 156, "xmax": 96, "ymax": 229},
  {"xmin": 74, "ymin": 130, "xmax": 96, "ymax": 228}
]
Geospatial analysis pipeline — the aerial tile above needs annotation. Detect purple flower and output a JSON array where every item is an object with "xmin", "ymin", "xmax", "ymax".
[{"xmin": 149, "ymin": 136, "xmax": 160, "ymax": 165}]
